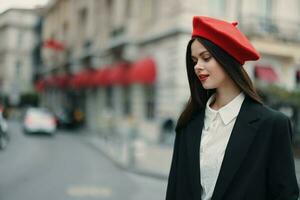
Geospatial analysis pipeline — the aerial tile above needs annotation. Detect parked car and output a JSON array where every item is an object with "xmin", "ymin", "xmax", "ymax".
[
  {"xmin": 0, "ymin": 111, "xmax": 8, "ymax": 149},
  {"xmin": 23, "ymin": 107, "xmax": 57, "ymax": 135},
  {"xmin": 55, "ymin": 108, "xmax": 84, "ymax": 129},
  {"xmin": 55, "ymin": 109, "xmax": 76, "ymax": 129}
]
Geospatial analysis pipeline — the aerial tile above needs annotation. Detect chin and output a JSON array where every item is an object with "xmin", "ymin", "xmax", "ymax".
[{"xmin": 201, "ymin": 84, "xmax": 216, "ymax": 90}]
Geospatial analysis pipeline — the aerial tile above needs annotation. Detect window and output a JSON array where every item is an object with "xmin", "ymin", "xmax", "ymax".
[
  {"xmin": 123, "ymin": 86, "xmax": 131, "ymax": 115},
  {"xmin": 78, "ymin": 8, "xmax": 87, "ymax": 40},
  {"xmin": 79, "ymin": 8, "xmax": 87, "ymax": 26},
  {"xmin": 17, "ymin": 31, "xmax": 23, "ymax": 46},
  {"xmin": 144, "ymin": 85, "xmax": 156, "ymax": 120},
  {"xmin": 143, "ymin": 0, "xmax": 158, "ymax": 23},
  {"xmin": 15, "ymin": 61, "xmax": 21, "ymax": 76},
  {"xmin": 106, "ymin": 0, "xmax": 113, "ymax": 12},
  {"xmin": 259, "ymin": 0, "xmax": 277, "ymax": 33},
  {"xmin": 106, "ymin": 86, "xmax": 114, "ymax": 109},
  {"xmin": 105, "ymin": 0, "xmax": 114, "ymax": 32},
  {"xmin": 62, "ymin": 21, "xmax": 69, "ymax": 40},
  {"xmin": 125, "ymin": 0, "xmax": 133, "ymax": 18},
  {"xmin": 260, "ymin": 0, "xmax": 272, "ymax": 18}
]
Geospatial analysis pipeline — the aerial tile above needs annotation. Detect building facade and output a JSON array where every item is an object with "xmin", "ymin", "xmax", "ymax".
[
  {"xmin": 40, "ymin": 0, "xmax": 300, "ymax": 142},
  {"xmin": 0, "ymin": 8, "xmax": 41, "ymax": 106}
]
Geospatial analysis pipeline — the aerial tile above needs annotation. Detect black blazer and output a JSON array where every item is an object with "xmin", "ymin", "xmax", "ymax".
[{"xmin": 166, "ymin": 96, "xmax": 299, "ymax": 200}]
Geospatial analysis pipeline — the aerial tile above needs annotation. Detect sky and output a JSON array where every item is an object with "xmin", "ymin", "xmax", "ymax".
[{"xmin": 0, "ymin": 0, "xmax": 49, "ymax": 13}]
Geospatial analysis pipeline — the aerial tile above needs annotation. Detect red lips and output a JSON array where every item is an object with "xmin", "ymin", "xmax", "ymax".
[{"xmin": 198, "ymin": 74, "xmax": 209, "ymax": 81}]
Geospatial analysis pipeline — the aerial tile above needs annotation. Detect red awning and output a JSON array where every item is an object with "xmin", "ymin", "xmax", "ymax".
[
  {"xmin": 43, "ymin": 39, "xmax": 65, "ymax": 51},
  {"xmin": 90, "ymin": 69, "xmax": 103, "ymax": 87},
  {"xmin": 69, "ymin": 75, "xmax": 78, "ymax": 88},
  {"xmin": 43, "ymin": 75, "xmax": 70, "ymax": 88},
  {"xmin": 128, "ymin": 57, "xmax": 156, "ymax": 84},
  {"xmin": 81, "ymin": 70, "xmax": 94, "ymax": 88},
  {"xmin": 70, "ymin": 73, "xmax": 83, "ymax": 89},
  {"xmin": 91, "ymin": 67, "xmax": 113, "ymax": 87},
  {"xmin": 70, "ymin": 70, "xmax": 94, "ymax": 89},
  {"xmin": 55, "ymin": 75, "xmax": 70, "ymax": 88},
  {"xmin": 108, "ymin": 62, "xmax": 130, "ymax": 85},
  {"xmin": 45, "ymin": 76, "xmax": 56, "ymax": 87},
  {"xmin": 254, "ymin": 65, "xmax": 278, "ymax": 83},
  {"xmin": 35, "ymin": 79, "xmax": 46, "ymax": 92}
]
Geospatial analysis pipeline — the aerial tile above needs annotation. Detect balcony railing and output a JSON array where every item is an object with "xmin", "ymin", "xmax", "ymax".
[
  {"xmin": 107, "ymin": 26, "xmax": 129, "ymax": 49},
  {"xmin": 239, "ymin": 15, "xmax": 300, "ymax": 42}
]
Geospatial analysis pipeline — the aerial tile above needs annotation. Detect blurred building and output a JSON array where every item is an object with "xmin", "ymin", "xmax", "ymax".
[
  {"xmin": 0, "ymin": 8, "xmax": 41, "ymax": 106},
  {"xmin": 39, "ymin": 0, "xmax": 300, "ymax": 141}
]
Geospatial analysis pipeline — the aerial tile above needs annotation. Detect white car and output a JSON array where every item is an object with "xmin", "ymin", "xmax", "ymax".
[{"xmin": 23, "ymin": 108, "xmax": 57, "ymax": 135}]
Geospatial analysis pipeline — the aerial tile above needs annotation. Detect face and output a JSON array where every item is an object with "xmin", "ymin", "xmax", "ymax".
[{"xmin": 191, "ymin": 39, "xmax": 231, "ymax": 90}]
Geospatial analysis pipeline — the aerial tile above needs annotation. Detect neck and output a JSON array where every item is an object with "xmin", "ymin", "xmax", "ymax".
[{"xmin": 210, "ymin": 84, "xmax": 241, "ymax": 110}]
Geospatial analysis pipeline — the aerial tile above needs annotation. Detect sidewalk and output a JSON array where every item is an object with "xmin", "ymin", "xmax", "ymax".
[
  {"xmin": 82, "ymin": 128, "xmax": 300, "ymax": 183},
  {"xmin": 84, "ymin": 130, "xmax": 173, "ymax": 179}
]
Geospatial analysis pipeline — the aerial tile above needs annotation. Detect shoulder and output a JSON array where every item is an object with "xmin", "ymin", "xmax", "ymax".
[
  {"xmin": 251, "ymin": 102, "xmax": 292, "ymax": 140},
  {"xmin": 244, "ymin": 97, "xmax": 289, "ymax": 123},
  {"xmin": 259, "ymin": 103, "xmax": 289, "ymax": 123},
  {"xmin": 244, "ymin": 99, "xmax": 293, "ymax": 143}
]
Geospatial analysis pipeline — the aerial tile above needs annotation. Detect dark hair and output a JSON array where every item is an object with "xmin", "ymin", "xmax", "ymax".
[{"xmin": 175, "ymin": 37, "xmax": 262, "ymax": 131}]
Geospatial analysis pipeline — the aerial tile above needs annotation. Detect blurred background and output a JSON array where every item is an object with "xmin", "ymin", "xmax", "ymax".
[{"xmin": 0, "ymin": 0, "xmax": 300, "ymax": 199}]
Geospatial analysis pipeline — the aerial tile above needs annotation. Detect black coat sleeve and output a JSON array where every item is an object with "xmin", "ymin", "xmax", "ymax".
[
  {"xmin": 267, "ymin": 114, "xmax": 299, "ymax": 200},
  {"xmin": 165, "ymin": 129, "xmax": 181, "ymax": 200}
]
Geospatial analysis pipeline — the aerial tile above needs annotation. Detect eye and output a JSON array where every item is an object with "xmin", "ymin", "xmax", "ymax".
[{"xmin": 203, "ymin": 56, "xmax": 211, "ymax": 62}]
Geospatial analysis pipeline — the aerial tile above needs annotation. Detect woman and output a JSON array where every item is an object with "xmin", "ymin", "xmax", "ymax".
[{"xmin": 165, "ymin": 16, "xmax": 299, "ymax": 200}]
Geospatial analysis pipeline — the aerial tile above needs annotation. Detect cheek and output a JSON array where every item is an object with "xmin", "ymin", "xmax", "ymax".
[
  {"xmin": 209, "ymin": 66, "xmax": 227, "ymax": 84},
  {"xmin": 216, "ymin": 70, "xmax": 227, "ymax": 81}
]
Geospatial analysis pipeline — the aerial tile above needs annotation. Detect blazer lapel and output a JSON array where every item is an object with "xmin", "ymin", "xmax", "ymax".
[
  {"xmin": 185, "ymin": 110, "xmax": 205, "ymax": 200},
  {"xmin": 211, "ymin": 97, "xmax": 261, "ymax": 200}
]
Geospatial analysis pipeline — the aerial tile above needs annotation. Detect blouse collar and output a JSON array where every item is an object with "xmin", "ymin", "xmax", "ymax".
[{"xmin": 204, "ymin": 92, "xmax": 245, "ymax": 128}]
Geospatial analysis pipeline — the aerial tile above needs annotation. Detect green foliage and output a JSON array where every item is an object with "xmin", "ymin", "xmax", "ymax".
[{"xmin": 258, "ymin": 85, "xmax": 300, "ymax": 106}]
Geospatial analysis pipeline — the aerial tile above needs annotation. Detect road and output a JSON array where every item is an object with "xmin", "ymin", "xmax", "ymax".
[{"xmin": 0, "ymin": 120, "xmax": 167, "ymax": 200}]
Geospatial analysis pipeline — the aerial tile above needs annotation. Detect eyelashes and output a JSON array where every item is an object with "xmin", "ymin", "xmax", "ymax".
[
  {"xmin": 191, "ymin": 56, "xmax": 211, "ymax": 64},
  {"xmin": 203, "ymin": 56, "xmax": 211, "ymax": 62}
]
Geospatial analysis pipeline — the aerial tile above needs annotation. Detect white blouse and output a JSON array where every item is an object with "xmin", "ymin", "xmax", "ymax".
[{"xmin": 200, "ymin": 92, "xmax": 245, "ymax": 200}]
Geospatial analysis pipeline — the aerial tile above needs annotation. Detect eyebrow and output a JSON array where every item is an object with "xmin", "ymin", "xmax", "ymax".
[{"xmin": 191, "ymin": 50, "xmax": 209, "ymax": 59}]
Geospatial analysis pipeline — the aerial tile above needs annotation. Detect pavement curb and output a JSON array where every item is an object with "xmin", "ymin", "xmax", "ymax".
[
  {"xmin": 84, "ymin": 134, "xmax": 170, "ymax": 180},
  {"xmin": 80, "ymin": 128, "xmax": 300, "ymax": 186}
]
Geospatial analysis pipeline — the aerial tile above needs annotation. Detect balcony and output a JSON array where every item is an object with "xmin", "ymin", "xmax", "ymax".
[
  {"xmin": 239, "ymin": 15, "xmax": 300, "ymax": 42},
  {"xmin": 107, "ymin": 26, "xmax": 129, "ymax": 49}
]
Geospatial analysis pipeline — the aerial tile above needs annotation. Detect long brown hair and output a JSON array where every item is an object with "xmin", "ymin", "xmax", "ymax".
[{"xmin": 175, "ymin": 37, "xmax": 262, "ymax": 131}]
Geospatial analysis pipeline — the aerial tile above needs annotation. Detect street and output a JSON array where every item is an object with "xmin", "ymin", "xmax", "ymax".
[
  {"xmin": 1, "ymin": 120, "xmax": 300, "ymax": 200},
  {"xmin": 0, "ymin": 120, "xmax": 167, "ymax": 200}
]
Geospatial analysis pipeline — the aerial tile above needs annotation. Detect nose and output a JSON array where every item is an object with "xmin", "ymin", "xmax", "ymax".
[{"xmin": 194, "ymin": 61, "xmax": 205, "ymax": 71}]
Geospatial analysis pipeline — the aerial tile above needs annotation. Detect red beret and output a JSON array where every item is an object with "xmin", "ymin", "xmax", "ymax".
[{"xmin": 192, "ymin": 16, "xmax": 260, "ymax": 64}]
